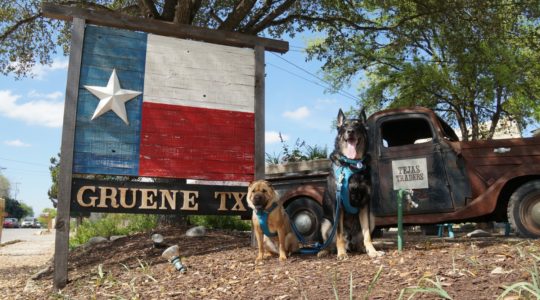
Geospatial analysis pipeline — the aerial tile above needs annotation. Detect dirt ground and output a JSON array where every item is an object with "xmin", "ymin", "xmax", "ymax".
[{"xmin": 1, "ymin": 226, "xmax": 539, "ymax": 299}]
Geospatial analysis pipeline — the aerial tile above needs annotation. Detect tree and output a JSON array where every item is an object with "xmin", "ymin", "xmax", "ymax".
[
  {"xmin": 20, "ymin": 202, "xmax": 35, "ymax": 218},
  {"xmin": 307, "ymin": 0, "xmax": 540, "ymax": 140},
  {"xmin": 47, "ymin": 154, "xmax": 60, "ymax": 208},
  {"xmin": 0, "ymin": 173, "xmax": 10, "ymax": 199},
  {"xmin": 1, "ymin": 0, "xmax": 338, "ymax": 79},
  {"xmin": 5, "ymin": 197, "xmax": 25, "ymax": 219}
]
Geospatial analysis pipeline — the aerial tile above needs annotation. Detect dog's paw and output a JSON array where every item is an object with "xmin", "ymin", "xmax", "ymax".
[
  {"xmin": 367, "ymin": 250, "xmax": 385, "ymax": 258},
  {"xmin": 337, "ymin": 253, "xmax": 349, "ymax": 260},
  {"xmin": 279, "ymin": 255, "xmax": 287, "ymax": 262},
  {"xmin": 317, "ymin": 250, "xmax": 330, "ymax": 258}
]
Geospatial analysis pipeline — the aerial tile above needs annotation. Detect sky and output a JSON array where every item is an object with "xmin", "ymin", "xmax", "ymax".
[{"xmin": 0, "ymin": 33, "xmax": 358, "ymax": 217}]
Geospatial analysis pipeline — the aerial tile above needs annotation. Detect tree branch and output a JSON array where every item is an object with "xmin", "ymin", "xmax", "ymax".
[
  {"xmin": 162, "ymin": 0, "xmax": 178, "ymax": 21},
  {"xmin": 219, "ymin": 0, "xmax": 257, "ymax": 31},
  {"xmin": 0, "ymin": 14, "xmax": 40, "ymax": 43},
  {"xmin": 138, "ymin": 0, "xmax": 159, "ymax": 19}
]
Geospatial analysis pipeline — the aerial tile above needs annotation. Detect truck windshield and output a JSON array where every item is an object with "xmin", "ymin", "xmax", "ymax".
[
  {"xmin": 381, "ymin": 117, "xmax": 433, "ymax": 147},
  {"xmin": 436, "ymin": 116, "xmax": 459, "ymax": 141}
]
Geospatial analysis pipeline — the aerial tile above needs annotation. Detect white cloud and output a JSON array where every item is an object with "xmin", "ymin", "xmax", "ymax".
[
  {"xmin": 282, "ymin": 106, "xmax": 310, "ymax": 120},
  {"xmin": 265, "ymin": 131, "xmax": 288, "ymax": 144},
  {"xmin": 0, "ymin": 90, "xmax": 64, "ymax": 128},
  {"xmin": 27, "ymin": 90, "xmax": 63, "ymax": 100},
  {"xmin": 315, "ymin": 98, "xmax": 338, "ymax": 110},
  {"xmin": 30, "ymin": 59, "xmax": 69, "ymax": 80},
  {"xmin": 4, "ymin": 139, "xmax": 31, "ymax": 147}
]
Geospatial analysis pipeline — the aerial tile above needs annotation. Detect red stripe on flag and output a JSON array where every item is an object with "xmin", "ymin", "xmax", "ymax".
[{"xmin": 139, "ymin": 102, "xmax": 254, "ymax": 181}]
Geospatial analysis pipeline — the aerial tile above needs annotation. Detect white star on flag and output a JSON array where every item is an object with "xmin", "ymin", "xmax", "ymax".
[{"xmin": 84, "ymin": 69, "xmax": 142, "ymax": 125}]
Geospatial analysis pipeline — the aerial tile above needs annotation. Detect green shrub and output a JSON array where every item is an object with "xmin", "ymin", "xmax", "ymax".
[
  {"xmin": 69, "ymin": 214, "xmax": 157, "ymax": 249},
  {"xmin": 187, "ymin": 215, "xmax": 251, "ymax": 231}
]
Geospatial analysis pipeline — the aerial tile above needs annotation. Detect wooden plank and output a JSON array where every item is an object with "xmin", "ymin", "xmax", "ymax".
[
  {"xmin": 72, "ymin": 25, "xmax": 144, "ymax": 176},
  {"xmin": 0, "ymin": 198, "xmax": 4, "ymax": 243},
  {"xmin": 70, "ymin": 178, "xmax": 251, "ymax": 216},
  {"xmin": 254, "ymin": 45, "xmax": 265, "ymax": 180},
  {"xmin": 144, "ymin": 34, "xmax": 255, "ymax": 113},
  {"xmin": 139, "ymin": 103, "xmax": 254, "ymax": 181},
  {"xmin": 42, "ymin": 3, "xmax": 288, "ymax": 53},
  {"xmin": 54, "ymin": 17, "xmax": 86, "ymax": 290}
]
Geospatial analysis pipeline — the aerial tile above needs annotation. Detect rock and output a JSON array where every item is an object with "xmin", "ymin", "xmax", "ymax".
[
  {"xmin": 186, "ymin": 226, "xmax": 206, "ymax": 237},
  {"xmin": 466, "ymin": 229, "xmax": 492, "ymax": 238},
  {"xmin": 84, "ymin": 236, "xmax": 109, "ymax": 248},
  {"xmin": 31, "ymin": 265, "xmax": 52, "ymax": 280},
  {"xmin": 110, "ymin": 235, "xmax": 127, "ymax": 242},
  {"xmin": 23, "ymin": 279, "xmax": 38, "ymax": 293}
]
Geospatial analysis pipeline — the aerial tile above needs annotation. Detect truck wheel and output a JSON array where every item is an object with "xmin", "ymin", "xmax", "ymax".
[
  {"xmin": 507, "ymin": 180, "xmax": 540, "ymax": 238},
  {"xmin": 285, "ymin": 197, "xmax": 323, "ymax": 243}
]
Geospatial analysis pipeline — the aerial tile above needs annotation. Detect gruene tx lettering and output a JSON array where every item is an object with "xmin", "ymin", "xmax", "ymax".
[{"xmin": 75, "ymin": 185, "xmax": 247, "ymax": 212}]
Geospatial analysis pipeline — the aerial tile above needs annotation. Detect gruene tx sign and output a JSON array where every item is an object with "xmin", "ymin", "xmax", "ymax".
[{"xmin": 43, "ymin": 3, "xmax": 287, "ymax": 289}]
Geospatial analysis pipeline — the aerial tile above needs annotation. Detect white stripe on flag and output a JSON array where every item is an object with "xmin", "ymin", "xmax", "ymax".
[{"xmin": 143, "ymin": 34, "xmax": 255, "ymax": 113}]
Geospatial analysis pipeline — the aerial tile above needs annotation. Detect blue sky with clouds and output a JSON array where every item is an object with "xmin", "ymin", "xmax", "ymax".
[{"xmin": 0, "ymin": 34, "xmax": 357, "ymax": 216}]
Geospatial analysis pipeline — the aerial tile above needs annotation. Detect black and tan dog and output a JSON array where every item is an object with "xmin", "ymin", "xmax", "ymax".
[
  {"xmin": 247, "ymin": 180, "xmax": 299, "ymax": 262},
  {"xmin": 318, "ymin": 109, "xmax": 383, "ymax": 259}
]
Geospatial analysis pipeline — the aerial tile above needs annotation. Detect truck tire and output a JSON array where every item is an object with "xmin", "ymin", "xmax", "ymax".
[
  {"xmin": 285, "ymin": 197, "xmax": 323, "ymax": 243},
  {"xmin": 507, "ymin": 180, "xmax": 540, "ymax": 238}
]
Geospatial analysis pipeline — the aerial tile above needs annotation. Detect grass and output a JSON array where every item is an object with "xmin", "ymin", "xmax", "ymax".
[
  {"xmin": 497, "ymin": 252, "xmax": 540, "ymax": 299},
  {"xmin": 398, "ymin": 276, "xmax": 452, "ymax": 300},
  {"xmin": 186, "ymin": 215, "xmax": 251, "ymax": 231},
  {"xmin": 69, "ymin": 214, "xmax": 158, "ymax": 249},
  {"xmin": 329, "ymin": 265, "xmax": 384, "ymax": 300}
]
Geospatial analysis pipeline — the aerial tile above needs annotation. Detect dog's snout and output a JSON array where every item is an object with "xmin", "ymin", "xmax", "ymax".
[{"xmin": 252, "ymin": 193, "xmax": 266, "ymax": 207}]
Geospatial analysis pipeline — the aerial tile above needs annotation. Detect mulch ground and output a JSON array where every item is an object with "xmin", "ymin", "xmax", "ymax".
[{"xmin": 2, "ymin": 227, "xmax": 539, "ymax": 299}]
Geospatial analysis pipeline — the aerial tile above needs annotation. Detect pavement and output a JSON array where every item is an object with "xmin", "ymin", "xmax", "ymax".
[{"xmin": 0, "ymin": 228, "xmax": 55, "ymax": 268}]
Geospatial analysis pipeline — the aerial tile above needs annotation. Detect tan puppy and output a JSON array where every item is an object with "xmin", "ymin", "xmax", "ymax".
[{"xmin": 247, "ymin": 180, "xmax": 299, "ymax": 262}]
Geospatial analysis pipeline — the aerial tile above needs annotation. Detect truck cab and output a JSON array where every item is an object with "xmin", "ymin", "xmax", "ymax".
[{"xmin": 267, "ymin": 107, "xmax": 540, "ymax": 239}]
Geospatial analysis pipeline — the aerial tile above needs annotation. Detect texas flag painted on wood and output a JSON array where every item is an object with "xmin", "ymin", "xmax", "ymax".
[{"xmin": 73, "ymin": 25, "xmax": 255, "ymax": 181}]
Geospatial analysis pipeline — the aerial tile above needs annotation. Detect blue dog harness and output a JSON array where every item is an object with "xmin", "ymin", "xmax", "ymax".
[
  {"xmin": 256, "ymin": 202, "xmax": 279, "ymax": 237},
  {"xmin": 333, "ymin": 156, "xmax": 366, "ymax": 214},
  {"xmin": 290, "ymin": 155, "xmax": 367, "ymax": 255}
]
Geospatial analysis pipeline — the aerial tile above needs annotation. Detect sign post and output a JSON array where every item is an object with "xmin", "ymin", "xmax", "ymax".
[{"xmin": 0, "ymin": 198, "xmax": 5, "ymax": 243}]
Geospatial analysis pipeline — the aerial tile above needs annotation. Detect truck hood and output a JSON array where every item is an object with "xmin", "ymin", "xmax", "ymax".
[{"xmin": 459, "ymin": 136, "xmax": 540, "ymax": 185}]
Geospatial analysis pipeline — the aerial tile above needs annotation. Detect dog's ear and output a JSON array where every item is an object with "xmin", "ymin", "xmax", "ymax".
[
  {"xmin": 337, "ymin": 109, "xmax": 345, "ymax": 128},
  {"xmin": 359, "ymin": 107, "xmax": 367, "ymax": 124}
]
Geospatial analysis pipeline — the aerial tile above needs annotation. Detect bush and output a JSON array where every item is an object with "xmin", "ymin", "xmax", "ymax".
[
  {"xmin": 187, "ymin": 215, "xmax": 251, "ymax": 231},
  {"xmin": 69, "ymin": 214, "xmax": 158, "ymax": 249}
]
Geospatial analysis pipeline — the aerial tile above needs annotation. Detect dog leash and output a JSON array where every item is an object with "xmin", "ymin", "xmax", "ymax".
[{"xmin": 256, "ymin": 202, "xmax": 279, "ymax": 237}]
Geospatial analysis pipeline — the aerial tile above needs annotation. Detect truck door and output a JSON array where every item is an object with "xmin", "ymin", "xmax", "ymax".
[{"xmin": 371, "ymin": 114, "xmax": 455, "ymax": 216}]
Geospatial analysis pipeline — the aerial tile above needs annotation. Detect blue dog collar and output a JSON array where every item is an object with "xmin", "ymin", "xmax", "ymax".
[{"xmin": 256, "ymin": 202, "xmax": 278, "ymax": 237}]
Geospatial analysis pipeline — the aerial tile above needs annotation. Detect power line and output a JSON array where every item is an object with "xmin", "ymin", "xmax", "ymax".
[
  {"xmin": 269, "ymin": 52, "xmax": 361, "ymax": 102},
  {"xmin": 0, "ymin": 157, "xmax": 49, "ymax": 167},
  {"xmin": 267, "ymin": 62, "xmax": 359, "ymax": 103}
]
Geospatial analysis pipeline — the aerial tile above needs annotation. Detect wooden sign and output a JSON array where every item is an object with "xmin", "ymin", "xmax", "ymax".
[
  {"xmin": 43, "ymin": 3, "xmax": 288, "ymax": 289},
  {"xmin": 71, "ymin": 179, "xmax": 250, "ymax": 216},
  {"xmin": 72, "ymin": 24, "xmax": 257, "ymax": 182}
]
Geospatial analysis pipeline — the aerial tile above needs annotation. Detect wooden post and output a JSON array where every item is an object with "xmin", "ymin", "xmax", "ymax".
[
  {"xmin": 54, "ymin": 17, "xmax": 86, "ymax": 290},
  {"xmin": 0, "ymin": 198, "xmax": 5, "ymax": 243},
  {"xmin": 254, "ymin": 45, "xmax": 265, "ymax": 180}
]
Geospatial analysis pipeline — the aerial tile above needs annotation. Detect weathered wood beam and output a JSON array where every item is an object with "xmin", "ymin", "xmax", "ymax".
[{"xmin": 42, "ymin": 3, "xmax": 288, "ymax": 53}]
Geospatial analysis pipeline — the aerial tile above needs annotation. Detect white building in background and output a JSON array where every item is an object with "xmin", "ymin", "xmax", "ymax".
[{"xmin": 453, "ymin": 118, "xmax": 522, "ymax": 140}]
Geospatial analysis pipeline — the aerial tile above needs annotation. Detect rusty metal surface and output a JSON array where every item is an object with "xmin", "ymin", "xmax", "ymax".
[{"xmin": 267, "ymin": 107, "xmax": 540, "ymax": 227}]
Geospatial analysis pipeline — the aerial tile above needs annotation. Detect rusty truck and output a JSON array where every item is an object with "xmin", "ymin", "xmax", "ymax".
[{"xmin": 266, "ymin": 107, "xmax": 540, "ymax": 240}]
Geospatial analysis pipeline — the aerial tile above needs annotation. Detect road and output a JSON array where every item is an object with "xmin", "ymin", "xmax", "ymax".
[{"xmin": 0, "ymin": 228, "xmax": 55, "ymax": 268}]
